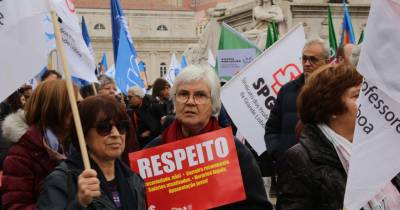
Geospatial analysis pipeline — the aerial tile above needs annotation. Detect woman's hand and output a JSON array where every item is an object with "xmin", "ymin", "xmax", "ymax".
[{"xmin": 77, "ymin": 169, "xmax": 101, "ymax": 207}]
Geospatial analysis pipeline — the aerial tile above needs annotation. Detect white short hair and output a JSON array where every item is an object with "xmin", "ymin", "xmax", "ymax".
[
  {"xmin": 350, "ymin": 44, "xmax": 362, "ymax": 66},
  {"xmin": 128, "ymin": 86, "xmax": 145, "ymax": 98},
  {"xmin": 304, "ymin": 38, "xmax": 330, "ymax": 59},
  {"xmin": 171, "ymin": 65, "xmax": 221, "ymax": 116}
]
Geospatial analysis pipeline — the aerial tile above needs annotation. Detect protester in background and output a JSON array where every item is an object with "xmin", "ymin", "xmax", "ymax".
[
  {"xmin": 19, "ymin": 84, "xmax": 33, "ymax": 102},
  {"xmin": 81, "ymin": 83, "xmax": 100, "ymax": 98},
  {"xmin": 0, "ymin": 85, "xmax": 31, "ymax": 170},
  {"xmin": 5, "ymin": 90, "xmax": 25, "ymax": 113},
  {"xmin": 145, "ymin": 84, "xmax": 153, "ymax": 95},
  {"xmin": 336, "ymin": 43, "xmax": 355, "ymax": 63},
  {"xmin": 37, "ymin": 95, "xmax": 146, "ymax": 210},
  {"xmin": 349, "ymin": 44, "xmax": 362, "ymax": 66},
  {"xmin": 152, "ymin": 78, "xmax": 174, "ymax": 116},
  {"xmin": 146, "ymin": 65, "xmax": 273, "ymax": 210},
  {"xmin": 276, "ymin": 63, "xmax": 400, "ymax": 209},
  {"xmin": 97, "ymin": 75, "xmax": 117, "ymax": 97},
  {"xmin": 41, "ymin": 69, "xmax": 62, "ymax": 82},
  {"xmin": 0, "ymin": 88, "xmax": 29, "ymax": 171},
  {"xmin": 127, "ymin": 87, "xmax": 161, "ymax": 148},
  {"xmin": 262, "ymin": 39, "xmax": 330, "ymax": 180},
  {"xmin": 1, "ymin": 80, "xmax": 73, "ymax": 210}
]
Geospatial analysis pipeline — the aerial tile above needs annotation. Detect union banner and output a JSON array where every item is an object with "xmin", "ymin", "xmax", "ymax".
[{"xmin": 129, "ymin": 127, "xmax": 246, "ymax": 210}]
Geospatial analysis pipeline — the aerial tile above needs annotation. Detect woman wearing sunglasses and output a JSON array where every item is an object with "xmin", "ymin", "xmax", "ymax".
[{"xmin": 37, "ymin": 95, "xmax": 146, "ymax": 210}]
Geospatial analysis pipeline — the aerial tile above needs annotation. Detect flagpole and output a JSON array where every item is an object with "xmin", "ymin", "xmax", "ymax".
[
  {"xmin": 91, "ymin": 83, "xmax": 98, "ymax": 95},
  {"xmin": 49, "ymin": 10, "xmax": 91, "ymax": 170}
]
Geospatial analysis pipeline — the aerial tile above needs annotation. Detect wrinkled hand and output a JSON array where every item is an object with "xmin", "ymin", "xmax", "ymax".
[
  {"xmin": 141, "ymin": 130, "xmax": 151, "ymax": 138},
  {"xmin": 161, "ymin": 116, "xmax": 166, "ymax": 125},
  {"xmin": 77, "ymin": 169, "xmax": 101, "ymax": 207}
]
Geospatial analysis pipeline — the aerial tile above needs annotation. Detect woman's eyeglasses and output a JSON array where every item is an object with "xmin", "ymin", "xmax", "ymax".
[
  {"xmin": 175, "ymin": 91, "xmax": 210, "ymax": 105},
  {"xmin": 95, "ymin": 120, "xmax": 129, "ymax": 136}
]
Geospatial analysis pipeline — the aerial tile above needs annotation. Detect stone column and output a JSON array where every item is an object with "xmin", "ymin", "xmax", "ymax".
[{"xmin": 150, "ymin": 51, "xmax": 157, "ymax": 83}]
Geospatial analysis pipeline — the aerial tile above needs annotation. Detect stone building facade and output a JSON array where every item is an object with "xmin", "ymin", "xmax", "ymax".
[
  {"xmin": 75, "ymin": 0, "xmax": 371, "ymax": 83},
  {"xmin": 75, "ymin": 0, "xmax": 194, "ymax": 83},
  {"xmin": 214, "ymin": 0, "xmax": 370, "ymax": 44}
]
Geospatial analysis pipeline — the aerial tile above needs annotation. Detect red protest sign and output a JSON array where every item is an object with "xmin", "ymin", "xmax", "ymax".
[{"xmin": 129, "ymin": 127, "xmax": 246, "ymax": 210}]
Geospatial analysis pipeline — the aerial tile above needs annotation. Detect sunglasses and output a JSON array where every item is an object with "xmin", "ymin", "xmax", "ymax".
[
  {"xmin": 302, "ymin": 55, "xmax": 323, "ymax": 65},
  {"xmin": 95, "ymin": 120, "xmax": 129, "ymax": 136}
]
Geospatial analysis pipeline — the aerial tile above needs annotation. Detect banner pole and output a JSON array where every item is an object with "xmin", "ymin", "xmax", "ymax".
[
  {"xmin": 50, "ymin": 11, "xmax": 91, "ymax": 170},
  {"xmin": 91, "ymin": 83, "xmax": 98, "ymax": 95}
]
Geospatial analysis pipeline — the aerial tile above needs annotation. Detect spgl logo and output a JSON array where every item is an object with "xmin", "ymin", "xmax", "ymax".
[
  {"xmin": 271, "ymin": 63, "xmax": 302, "ymax": 94},
  {"xmin": 65, "ymin": 0, "xmax": 76, "ymax": 13},
  {"xmin": 252, "ymin": 63, "xmax": 302, "ymax": 110}
]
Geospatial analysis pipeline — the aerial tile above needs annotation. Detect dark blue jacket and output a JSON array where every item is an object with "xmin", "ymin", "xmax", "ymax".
[{"xmin": 264, "ymin": 74, "xmax": 305, "ymax": 164}]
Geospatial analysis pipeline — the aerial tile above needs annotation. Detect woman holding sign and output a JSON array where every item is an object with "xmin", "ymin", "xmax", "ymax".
[
  {"xmin": 276, "ymin": 63, "xmax": 400, "ymax": 210},
  {"xmin": 36, "ymin": 95, "xmax": 146, "ymax": 210},
  {"xmin": 146, "ymin": 65, "xmax": 272, "ymax": 210}
]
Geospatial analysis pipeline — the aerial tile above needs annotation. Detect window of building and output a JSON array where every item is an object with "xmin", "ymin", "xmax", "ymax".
[
  {"xmin": 157, "ymin": 24, "xmax": 168, "ymax": 31},
  {"xmin": 94, "ymin": 23, "xmax": 106, "ymax": 30},
  {"xmin": 160, "ymin": 62, "xmax": 167, "ymax": 76}
]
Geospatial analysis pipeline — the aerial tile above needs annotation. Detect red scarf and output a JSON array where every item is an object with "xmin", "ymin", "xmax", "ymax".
[{"xmin": 162, "ymin": 117, "xmax": 220, "ymax": 144}]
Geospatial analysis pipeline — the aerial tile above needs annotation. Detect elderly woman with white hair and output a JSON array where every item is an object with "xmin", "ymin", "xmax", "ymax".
[{"xmin": 146, "ymin": 65, "xmax": 273, "ymax": 210}]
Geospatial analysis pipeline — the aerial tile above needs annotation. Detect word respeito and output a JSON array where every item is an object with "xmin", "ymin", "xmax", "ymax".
[{"xmin": 137, "ymin": 137, "xmax": 229, "ymax": 179}]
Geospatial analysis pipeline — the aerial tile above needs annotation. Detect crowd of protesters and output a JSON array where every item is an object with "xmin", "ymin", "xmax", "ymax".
[{"xmin": 0, "ymin": 37, "xmax": 398, "ymax": 210}]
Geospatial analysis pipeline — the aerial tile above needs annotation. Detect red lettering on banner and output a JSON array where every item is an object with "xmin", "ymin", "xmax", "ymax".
[
  {"xmin": 129, "ymin": 127, "xmax": 245, "ymax": 209},
  {"xmin": 65, "ymin": 0, "xmax": 76, "ymax": 13},
  {"xmin": 271, "ymin": 63, "xmax": 302, "ymax": 94}
]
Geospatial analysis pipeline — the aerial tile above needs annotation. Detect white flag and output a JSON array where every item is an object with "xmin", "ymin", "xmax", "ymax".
[
  {"xmin": 208, "ymin": 49, "xmax": 216, "ymax": 68},
  {"xmin": 0, "ymin": 0, "xmax": 51, "ymax": 101},
  {"xmin": 51, "ymin": 0, "xmax": 97, "ymax": 83},
  {"xmin": 221, "ymin": 24, "xmax": 305, "ymax": 155},
  {"xmin": 344, "ymin": 0, "xmax": 400, "ymax": 209},
  {"xmin": 165, "ymin": 53, "xmax": 180, "ymax": 85}
]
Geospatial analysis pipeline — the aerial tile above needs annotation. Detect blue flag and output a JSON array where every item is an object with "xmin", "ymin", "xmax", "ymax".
[
  {"xmin": 115, "ymin": 27, "xmax": 144, "ymax": 94},
  {"xmin": 181, "ymin": 55, "xmax": 188, "ymax": 70},
  {"xmin": 111, "ymin": 0, "xmax": 136, "ymax": 62},
  {"xmin": 81, "ymin": 16, "xmax": 93, "ymax": 53},
  {"xmin": 340, "ymin": 3, "xmax": 356, "ymax": 45},
  {"xmin": 72, "ymin": 76, "xmax": 91, "ymax": 87},
  {"xmin": 100, "ymin": 52, "xmax": 108, "ymax": 71},
  {"xmin": 76, "ymin": 16, "xmax": 94, "ymax": 86},
  {"xmin": 138, "ymin": 61, "xmax": 145, "ymax": 72}
]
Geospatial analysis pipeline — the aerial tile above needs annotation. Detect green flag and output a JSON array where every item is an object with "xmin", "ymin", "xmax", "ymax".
[
  {"xmin": 218, "ymin": 23, "xmax": 261, "ymax": 52},
  {"xmin": 265, "ymin": 24, "xmax": 274, "ymax": 50},
  {"xmin": 216, "ymin": 23, "xmax": 261, "ymax": 80},
  {"xmin": 328, "ymin": 5, "xmax": 338, "ymax": 58},
  {"xmin": 265, "ymin": 22, "xmax": 280, "ymax": 50},
  {"xmin": 358, "ymin": 30, "xmax": 364, "ymax": 44},
  {"xmin": 272, "ymin": 21, "xmax": 279, "ymax": 42}
]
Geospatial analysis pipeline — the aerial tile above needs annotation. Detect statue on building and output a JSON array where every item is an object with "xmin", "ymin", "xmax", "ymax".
[
  {"xmin": 207, "ymin": 3, "xmax": 229, "ymax": 18},
  {"xmin": 319, "ymin": 18, "xmax": 329, "ymax": 41},
  {"xmin": 243, "ymin": 0, "xmax": 284, "ymax": 49}
]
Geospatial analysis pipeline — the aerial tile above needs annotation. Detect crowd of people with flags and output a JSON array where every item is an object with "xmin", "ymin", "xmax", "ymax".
[{"xmin": 1, "ymin": 0, "xmax": 400, "ymax": 209}]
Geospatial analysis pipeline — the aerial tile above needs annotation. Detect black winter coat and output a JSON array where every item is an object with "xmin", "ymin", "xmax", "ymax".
[
  {"xmin": 146, "ymin": 136, "xmax": 273, "ymax": 210},
  {"xmin": 36, "ymin": 152, "xmax": 147, "ymax": 210},
  {"xmin": 128, "ymin": 96, "xmax": 162, "ymax": 148},
  {"xmin": 264, "ymin": 74, "xmax": 304, "ymax": 164},
  {"xmin": 276, "ymin": 124, "xmax": 400, "ymax": 210}
]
